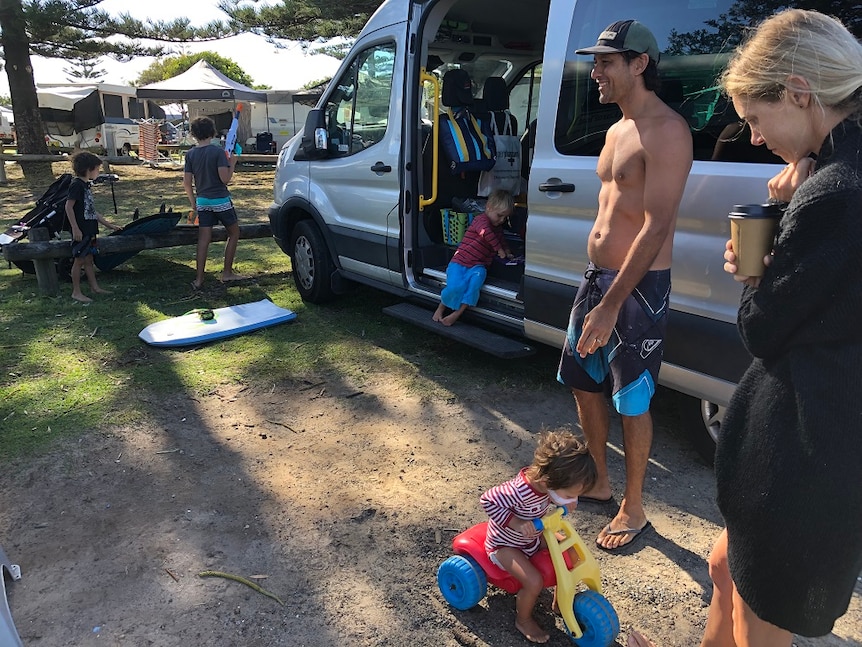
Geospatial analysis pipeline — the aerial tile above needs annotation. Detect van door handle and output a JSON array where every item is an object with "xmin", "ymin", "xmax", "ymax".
[
  {"xmin": 538, "ymin": 182, "xmax": 575, "ymax": 193},
  {"xmin": 371, "ymin": 162, "xmax": 392, "ymax": 173}
]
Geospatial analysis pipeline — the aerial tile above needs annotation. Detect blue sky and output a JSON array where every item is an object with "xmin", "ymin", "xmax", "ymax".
[{"xmin": 1, "ymin": 0, "xmax": 342, "ymax": 95}]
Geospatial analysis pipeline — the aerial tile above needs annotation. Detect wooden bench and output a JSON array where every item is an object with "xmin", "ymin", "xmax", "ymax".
[{"xmin": 3, "ymin": 223, "xmax": 272, "ymax": 296}]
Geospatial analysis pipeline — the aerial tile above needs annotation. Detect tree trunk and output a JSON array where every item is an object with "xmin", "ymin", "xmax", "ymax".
[{"xmin": 0, "ymin": 0, "xmax": 53, "ymax": 184}]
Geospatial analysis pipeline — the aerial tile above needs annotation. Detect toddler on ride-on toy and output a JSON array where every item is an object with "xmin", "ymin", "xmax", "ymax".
[{"xmin": 438, "ymin": 431, "xmax": 620, "ymax": 645}]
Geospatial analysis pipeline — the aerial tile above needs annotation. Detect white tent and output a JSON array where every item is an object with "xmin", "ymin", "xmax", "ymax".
[
  {"xmin": 136, "ymin": 61, "xmax": 268, "ymax": 143},
  {"xmin": 136, "ymin": 61, "xmax": 268, "ymax": 102}
]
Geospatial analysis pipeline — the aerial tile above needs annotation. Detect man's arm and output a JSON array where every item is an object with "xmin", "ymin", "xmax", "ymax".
[{"xmin": 577, "ymin": 118, "xmax": 692, "ymax": 356}]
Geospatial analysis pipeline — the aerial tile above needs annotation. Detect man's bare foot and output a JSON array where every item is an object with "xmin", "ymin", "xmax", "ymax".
[
  {"xmin": 596, "ymin": 506, "xmax": 650, "ymax": 551},
  {"xmin": 515, "ymin": 617, "xmax": 549, "ymax": 643},
  {"xmin": 220, "ymin": 273, "xmax": 249, "ymax": 282},
  {"xmin": 71, "ymin": 293, "xmax": 92, "ymax": 303},
  {"xmin": 432, "ymin": 305, "xmax": 445, "ymax": 322},
  {"xmin": 579, "ymin": 481, "xmax": 613, "ymax": 504},
  {"xmin": 91, "ymin": 287, "xmax": 111, "ymax": 294}
]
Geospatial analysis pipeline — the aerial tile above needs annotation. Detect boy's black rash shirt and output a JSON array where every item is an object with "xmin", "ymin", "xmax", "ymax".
[{"xmin": 715, "ymin": 118, "xmax": 862, "ymax": 636}]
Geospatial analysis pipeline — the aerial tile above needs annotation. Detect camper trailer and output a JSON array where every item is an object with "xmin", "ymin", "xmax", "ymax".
[
  {"xmin": 246, "ymin": 91, "xmax": 318, "ymax": 152},
  {"xmin": 37, "ymin": 83, "xmax": 160, "ymax": 155},
  {"xmin": 0, "ymin": 107, "xmax": 13, "ymax": 145}
]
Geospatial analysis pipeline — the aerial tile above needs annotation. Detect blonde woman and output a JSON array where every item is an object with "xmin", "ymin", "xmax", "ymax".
[{"xmin": 632, "ymin": 9, "xmax": 862, "ymax": 647}]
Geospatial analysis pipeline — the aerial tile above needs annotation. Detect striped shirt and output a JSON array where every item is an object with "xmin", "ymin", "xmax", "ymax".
[
  {"xmin": 481, "ymin": 468, "xmax": 550, "ymax": 557},
  {"xmin": 452, "ymin": 213, "xmax": 506, "ymax": 269}
]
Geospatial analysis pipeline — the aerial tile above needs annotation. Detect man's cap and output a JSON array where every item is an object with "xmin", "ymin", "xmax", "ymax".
[{"xmin": 575, "ymin": 20, "xmax": 660, "ymax": 64}]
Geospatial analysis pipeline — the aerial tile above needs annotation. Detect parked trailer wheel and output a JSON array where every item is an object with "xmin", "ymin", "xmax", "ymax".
[
  {"xmin": 437, "ymin": 555, "xmax": 487, "ymax": 611},
  {"xmin": 566, "ymin": 590, "xmax": 620, "ymax": 647}
]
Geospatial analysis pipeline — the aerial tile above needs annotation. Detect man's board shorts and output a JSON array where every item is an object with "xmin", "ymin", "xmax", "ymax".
[
  {"xmin": 441, "ymin": 262, "xmax": 487, "ymax": 310},
  {"xmin": 195, "ymin": 196, "xmax": 238, "ymax": 228},
  {"xmin": 557, "ymin": 262, "xmax": 670, "ymax": 416}
]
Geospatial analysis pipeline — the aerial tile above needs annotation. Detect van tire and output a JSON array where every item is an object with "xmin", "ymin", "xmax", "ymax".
[
  {"xmin": 679, "ymin": 394, "xmax": 724, "ymax": 466},
  {"xmin": 290, "ymin": 219, "xmax": 335, "ymax": 303}
]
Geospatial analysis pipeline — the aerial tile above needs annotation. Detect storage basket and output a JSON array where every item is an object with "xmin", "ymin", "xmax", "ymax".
[{"xmin": 441, "ymin": 209, "xmax": 476, "ymax": 245}]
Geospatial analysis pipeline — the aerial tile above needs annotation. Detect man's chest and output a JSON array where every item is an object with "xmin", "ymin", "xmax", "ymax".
[{"xmin": 597, "ymin": 128, "xmax": 646, "ymax": 187}]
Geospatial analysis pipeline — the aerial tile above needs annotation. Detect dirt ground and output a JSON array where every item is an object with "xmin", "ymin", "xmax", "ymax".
[{"xmin": 1, "ymin": 373, "xmax": 860, "ymax": 646}]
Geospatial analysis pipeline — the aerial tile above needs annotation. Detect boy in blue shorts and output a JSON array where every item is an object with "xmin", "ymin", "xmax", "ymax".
[
  {"xmin": 183, "ymin": 115, "xmax": 248, "ymax": 290},
  {"xmin": 432, "ymin": 189, "xmax": 514, "ymax": 326}
]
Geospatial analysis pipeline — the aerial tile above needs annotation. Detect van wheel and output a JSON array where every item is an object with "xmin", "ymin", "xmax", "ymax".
[
  {"xmin": 679, "ymin": 394, "xmax": 724, "ymax": 466},
  {"xmin": 290, "ymin": 219, "xmax": 335, "ymax": 303}
]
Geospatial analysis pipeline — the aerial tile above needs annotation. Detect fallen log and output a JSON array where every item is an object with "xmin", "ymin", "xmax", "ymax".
[{"xmin": 2, "ymin": 223, "xmax": 273, "ymax": 262}]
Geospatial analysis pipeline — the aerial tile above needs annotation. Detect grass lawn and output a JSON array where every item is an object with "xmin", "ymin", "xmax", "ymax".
[{"xmin": 0, "ymin": 160, "xmax": 560, "ymax": 458}]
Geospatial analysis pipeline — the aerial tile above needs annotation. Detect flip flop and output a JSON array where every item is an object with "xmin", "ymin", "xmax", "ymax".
[
  {"xmin": 596, "ymin": 521, "xmax": 652, "ymax": 552},
  {"xmin": 578, "ymin": 495, "xmax": 616, "ymax": 505}
]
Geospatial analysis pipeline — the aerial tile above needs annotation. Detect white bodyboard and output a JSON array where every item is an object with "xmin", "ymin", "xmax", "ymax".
[{"xmin": 139, "ymin": 299, "xmax": 296, "ymax": 347}]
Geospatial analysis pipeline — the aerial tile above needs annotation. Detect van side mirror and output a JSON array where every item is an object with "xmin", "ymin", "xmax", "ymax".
[{"xmin": 300, "ymin": 109, "xmax": 329, "ymax": 159}]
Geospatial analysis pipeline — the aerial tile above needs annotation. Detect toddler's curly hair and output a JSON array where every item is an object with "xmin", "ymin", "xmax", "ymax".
[{"xmin": 525, "ymin": 431, "xmax": 597, "ymax": 491}]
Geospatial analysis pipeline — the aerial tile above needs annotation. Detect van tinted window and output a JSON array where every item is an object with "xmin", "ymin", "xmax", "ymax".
[
  {"xmin": 323, "ymin": 42, "xmax": 396, "ymax": 156},
  {"xmin": 555, "ymin": 0, "xmax": 827, "ymax": 162}
]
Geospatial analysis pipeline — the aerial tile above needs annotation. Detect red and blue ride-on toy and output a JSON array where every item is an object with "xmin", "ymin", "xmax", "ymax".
[{"xmin": 437, "ymin": 506, "xmax": 619, "ymax": 646}]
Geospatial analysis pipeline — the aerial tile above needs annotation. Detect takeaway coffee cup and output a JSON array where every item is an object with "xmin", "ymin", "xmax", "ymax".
[{"xmin": 728, "ymin": 203, "xmax": 784, "ymax": 277}]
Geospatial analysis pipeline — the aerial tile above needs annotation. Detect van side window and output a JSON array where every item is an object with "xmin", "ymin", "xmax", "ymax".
[
  {"xmin": 509, "ymin": 64, "xmax": 541, "ymax": 140},
  {"xmin": 323, "ymin": 42, "xmax": 396, "ymax": 157},
  {"xmin": 555, "ymin": 0, "xmax": 804, "ymax": 163}
]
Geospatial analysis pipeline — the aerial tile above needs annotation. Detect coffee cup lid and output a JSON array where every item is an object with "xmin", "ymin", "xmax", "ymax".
[{"xmin": 729, "ymin": 203, "xmax": 785, "ymax": 218}]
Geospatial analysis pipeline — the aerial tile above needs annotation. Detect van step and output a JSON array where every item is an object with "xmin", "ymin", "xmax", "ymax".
[{"xmin": 382, "ymin": 302, "xmax": 536, "ymax": 359}]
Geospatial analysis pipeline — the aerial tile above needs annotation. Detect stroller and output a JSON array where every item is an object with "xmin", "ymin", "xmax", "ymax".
[
  {"xmin": 1, "ymin": 173, "xmax": 180, "ymax": 277},
  {"xmin": 0, "ymin": 173, "xmax": 118, "ymax": 275}
]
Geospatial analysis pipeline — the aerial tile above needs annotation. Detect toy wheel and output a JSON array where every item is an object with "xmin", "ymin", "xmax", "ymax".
[
  {"xmin": 566, "ymin": 590, "xmax": 620, "ymax": 647},
  {"xmin": 437, "ymin": 555, "xmax": 487, "ymax": 610}
]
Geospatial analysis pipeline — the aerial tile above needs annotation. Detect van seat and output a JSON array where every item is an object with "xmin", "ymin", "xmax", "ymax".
[{"xmin": 480, "ymin": 77, "xmax": 518, "ymax": 134}]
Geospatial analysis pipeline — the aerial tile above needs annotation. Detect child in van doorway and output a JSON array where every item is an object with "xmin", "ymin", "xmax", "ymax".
[
  {"xmin": 481, "ymin": 431, "xmax": 597, "ymax": 644},
  {"xmin": 432, "ymin": 189, "xmax": 514, "ymax": 326},
  {"xmin": 65, "ymin": 151, "xmax": 121, "ymax": 303}
]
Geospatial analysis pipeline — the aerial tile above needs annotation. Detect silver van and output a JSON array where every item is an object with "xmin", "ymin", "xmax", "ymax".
[{"xmin": 268, "ymin": 0, "xmax": 825, "ymax": 461}]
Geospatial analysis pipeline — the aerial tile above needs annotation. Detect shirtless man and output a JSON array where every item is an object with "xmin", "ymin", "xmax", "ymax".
[{"xmin": 557, "ymin": 20, "xmax": 692, "ymax": 551}]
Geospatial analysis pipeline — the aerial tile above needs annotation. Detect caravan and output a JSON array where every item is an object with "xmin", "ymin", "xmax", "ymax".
[
  {"xmin": 0, "ymin": 107, "xmax": 13, "ymax": 145},
  {"xmin": 37, "ymin": 83, "xmax": 161, "ymax": 155}
]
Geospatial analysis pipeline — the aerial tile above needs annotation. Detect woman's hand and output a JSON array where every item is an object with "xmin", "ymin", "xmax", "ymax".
[
  {"xmin": 72, "ymin": 228, "xmax": 83, "ymax": 242},
  {"xmin": 723, "ymin": 239, "xmax": 770, "ymax": 288},
  {"xmin": 768, "ymin": 157, "xmax": 813, "ymax": 203}
]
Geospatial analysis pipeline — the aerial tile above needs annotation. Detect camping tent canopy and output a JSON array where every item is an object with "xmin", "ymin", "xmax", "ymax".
[
  {"xmin": 136, "ymin": 61, "xmax": 268, "ymax": 102},
  {"xmin": 37, "ymin": 86, "xmax": 103, "ymax": 134}
]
